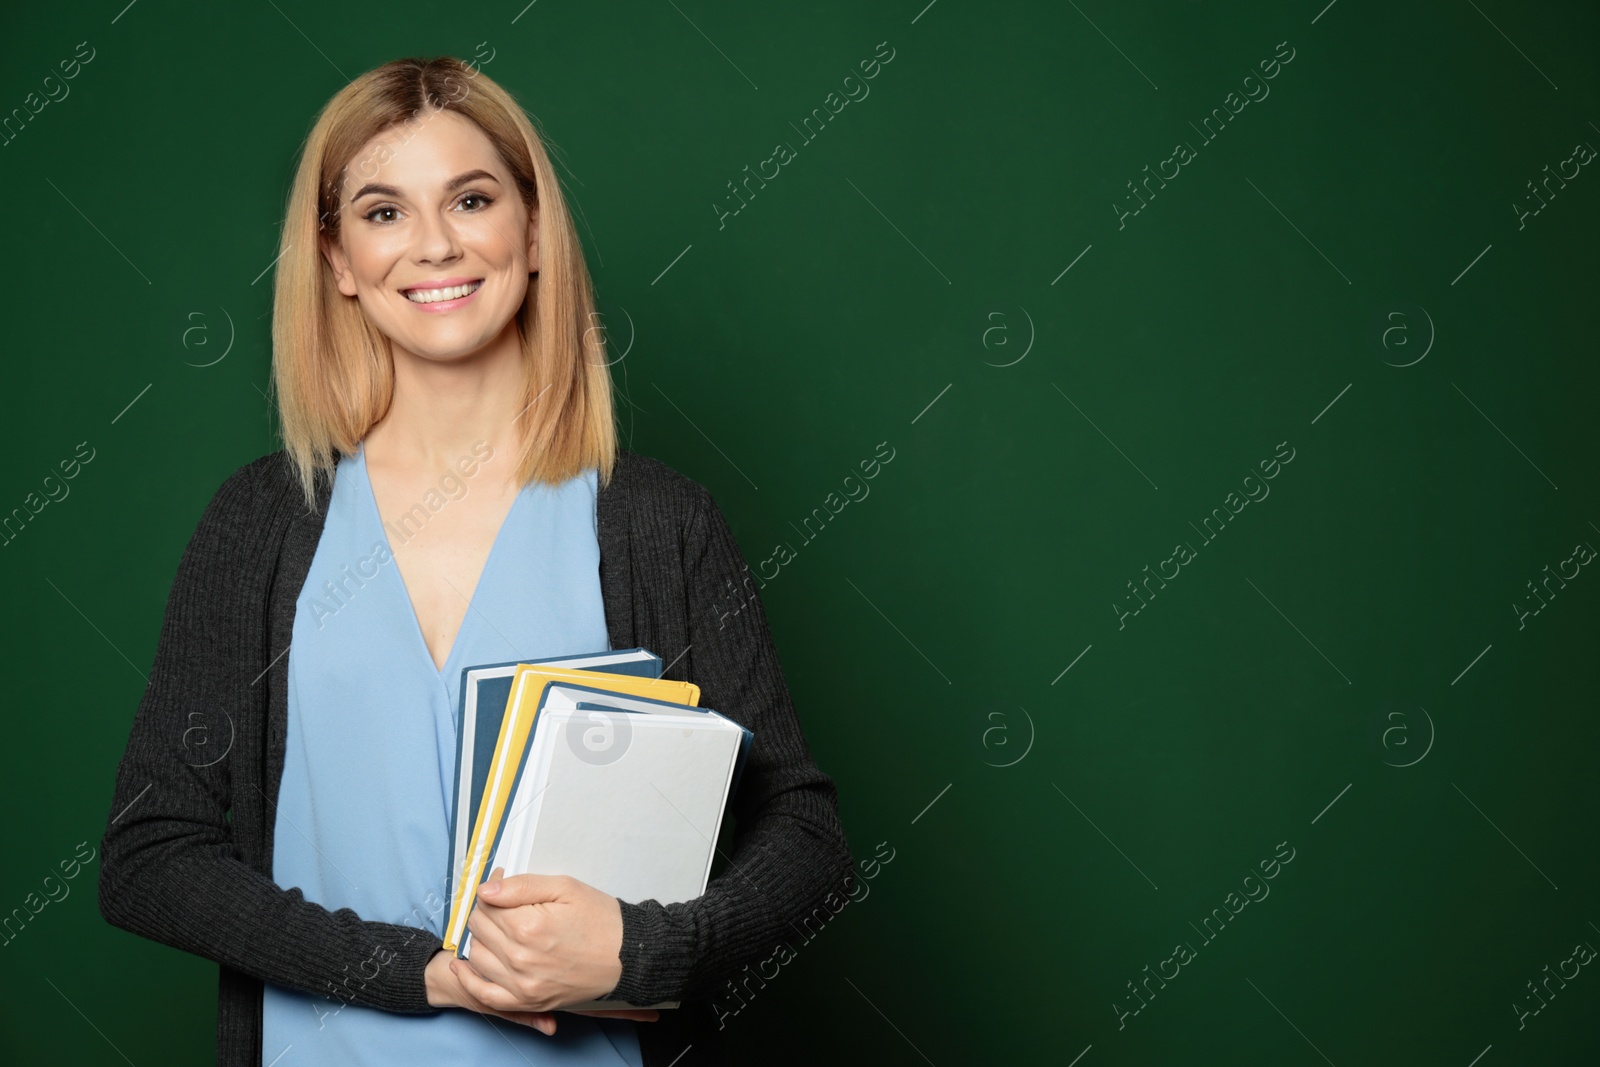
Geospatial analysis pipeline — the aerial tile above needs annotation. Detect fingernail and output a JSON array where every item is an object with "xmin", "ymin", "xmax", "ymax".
[{"xmin": 480, "ymin": 882, "xmax": 499, "ymax": 896}]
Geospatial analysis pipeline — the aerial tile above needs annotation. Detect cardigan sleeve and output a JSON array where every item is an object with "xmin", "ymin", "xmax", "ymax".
[
  {"xmin": 607, "ymin": 485, "xmax": 855, "ymax": 1006},
  {"xmin": 97, "ymin": 460, "xmax": 444, "ymax": 1014}
]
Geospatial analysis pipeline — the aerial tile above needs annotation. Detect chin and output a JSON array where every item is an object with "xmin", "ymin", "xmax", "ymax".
[{"xmin": 409, "ymin": 334, "xmax": 503, "ymax": 362}]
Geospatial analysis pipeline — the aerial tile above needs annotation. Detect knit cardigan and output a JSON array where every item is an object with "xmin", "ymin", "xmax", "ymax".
[{"xmin": 97, "ymin": 446, "xmax": 853, "ymax": 1066}]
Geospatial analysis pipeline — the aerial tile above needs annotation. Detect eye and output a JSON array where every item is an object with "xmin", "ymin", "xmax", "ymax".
[{"xmin": 358, "ymin": 193, "xmax": 493, "ymax": 225}]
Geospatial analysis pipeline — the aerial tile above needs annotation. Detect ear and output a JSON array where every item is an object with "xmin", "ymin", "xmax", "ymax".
[
  {"xmin": 320, "ymin": 233, "xmax": 358, "ymax": 297},
  {"xmin": 525, "ymin": 200, "xmax": 540, "ymax": 275}
]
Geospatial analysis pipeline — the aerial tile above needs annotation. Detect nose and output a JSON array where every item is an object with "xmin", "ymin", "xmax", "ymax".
[{"xmin": 413, "ymin": 205, "xmax": 463, "ymax": 264}]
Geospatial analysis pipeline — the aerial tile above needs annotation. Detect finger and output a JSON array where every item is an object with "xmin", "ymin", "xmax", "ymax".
[
  {"xmin": 474, "ymin": 866, "xmax": 507, "ymax": 904},
  {"xmin": 449, "ymin": 956, "xmax": 519, "ymax": 1013},
  {"xmin": 567, "ymin": 1009, "xmax": 661, "ymax": 1022},
  {"xmin": 462, "ymin": 907, "xmax": 523, "ymax": 990},
  {"xmin": 450, "ymin": 966, "xmax": 559, "ymax": 1036},
  {"xmin": 491, "ymin": 1009, "xmax": 559, "ymax": 1036},
  {"xmin": 477, "ymin": 871, "xmax": 571, "ymax": 907},
  {"xmin": 474, "ymin": 867, "xmax": 508, "ymax": 905},
  {"xmin": 465, "ymin": 1002, "xmax": 558, "ymax": 1036}
]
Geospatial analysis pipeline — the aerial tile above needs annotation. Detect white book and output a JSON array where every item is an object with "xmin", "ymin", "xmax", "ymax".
[
  {"xmin": 462, "ymin": 682, "xmax": 752, "ymax": 1012},
  {"xmin": 447, "ymin": 648, "xmax": 662, "ymax": 911}
]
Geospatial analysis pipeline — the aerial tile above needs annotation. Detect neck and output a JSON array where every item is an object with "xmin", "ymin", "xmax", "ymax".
[{"xmin": 366, "ymin": 322, "xmax": 529, "ymax": 473}]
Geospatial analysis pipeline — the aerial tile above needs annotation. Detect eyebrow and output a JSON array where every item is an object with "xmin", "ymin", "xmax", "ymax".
[{"xmin": 347, "ymin": 169, "xmax": 501, "ymax": 203}]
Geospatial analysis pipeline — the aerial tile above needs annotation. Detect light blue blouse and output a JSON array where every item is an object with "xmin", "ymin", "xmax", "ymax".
[{"xmin": 261, "ymin": 441, "xmax": 643, "ymax": 1067}]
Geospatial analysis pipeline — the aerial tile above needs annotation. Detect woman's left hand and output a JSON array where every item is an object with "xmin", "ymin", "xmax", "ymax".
[{"xmin": 454, "ymin": 866, "xmax": 656, "ymax": 1023}]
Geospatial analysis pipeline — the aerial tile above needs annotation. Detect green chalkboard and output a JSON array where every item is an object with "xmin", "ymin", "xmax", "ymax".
[{"xmin": 3, "ymin": 1, "xmax": 1597, "ymax": 1064}]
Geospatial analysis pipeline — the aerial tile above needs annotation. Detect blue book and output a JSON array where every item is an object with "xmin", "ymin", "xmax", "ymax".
[{"xmin": 446, "ymin": 648, "xmax": 662, "ymax": 906}]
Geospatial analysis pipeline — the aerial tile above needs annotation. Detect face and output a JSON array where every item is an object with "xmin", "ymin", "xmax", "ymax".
[{"xmin": 320, "ymin": 108, "xmax": 537, "ymax": 363}]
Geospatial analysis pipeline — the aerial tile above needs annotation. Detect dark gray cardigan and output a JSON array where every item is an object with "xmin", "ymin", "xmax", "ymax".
[{"xmin": 97, "ymin": 447, "xmax": 853, "ymax": 1066}]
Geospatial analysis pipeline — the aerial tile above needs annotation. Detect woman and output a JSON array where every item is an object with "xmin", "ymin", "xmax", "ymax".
[{"xmin": 97, "ymin": 55, "xmax": 853, "ymax": 1067}]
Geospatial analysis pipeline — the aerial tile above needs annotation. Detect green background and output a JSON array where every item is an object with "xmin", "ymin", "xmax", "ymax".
[{"xmin": 3, "ymin": 1, "xmax": 1597, "ymax": 1063}]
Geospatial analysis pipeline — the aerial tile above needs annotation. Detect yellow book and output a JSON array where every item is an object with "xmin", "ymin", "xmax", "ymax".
[{"xmin": 442, "ymin": 663, "xmax": 700, "ymax": 952}]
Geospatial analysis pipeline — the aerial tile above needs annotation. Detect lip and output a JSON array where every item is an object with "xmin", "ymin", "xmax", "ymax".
[{"xmin": 400, "ymin": 277, "xmax": 485, "ymax": 313}]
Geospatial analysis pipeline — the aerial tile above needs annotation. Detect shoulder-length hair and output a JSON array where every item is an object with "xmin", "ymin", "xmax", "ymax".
[{"xmin": 272, "ymin": 55, "xmax": 616, "ymax": 511}]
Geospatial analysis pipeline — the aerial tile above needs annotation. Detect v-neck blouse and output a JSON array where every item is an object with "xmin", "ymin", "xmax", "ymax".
[{"xmin": 261, "ymin": 443, "xmax": 642, "ymax": 1066}]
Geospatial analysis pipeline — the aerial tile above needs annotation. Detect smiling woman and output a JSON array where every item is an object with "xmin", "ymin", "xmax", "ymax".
[
  {"xmin": 97, "ymin": 54, "xmax": 852, "ymax": 1067},
  {"xmin": 272, "ymin": 59, "xmax": 608, "ymax": 509}
]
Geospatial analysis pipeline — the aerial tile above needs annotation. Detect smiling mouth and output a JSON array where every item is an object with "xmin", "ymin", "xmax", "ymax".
[{"xmin": 402, "ymin": 279, "xmax": 484, "ymax": 304}]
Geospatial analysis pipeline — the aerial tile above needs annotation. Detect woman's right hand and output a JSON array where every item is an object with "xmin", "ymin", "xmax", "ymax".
[
  {"xmin": 426, "ymin": 949, "xmax": 662, "ymax": 1032},
  {"xmin": 425, "ymin": 948, "xmax": 559, "ymax": 1035}
]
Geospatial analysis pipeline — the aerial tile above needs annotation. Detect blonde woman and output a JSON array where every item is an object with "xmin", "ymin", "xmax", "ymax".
[{"xmin": 98, "ymin": 55, "xmax": 852, "ymax": 1067}]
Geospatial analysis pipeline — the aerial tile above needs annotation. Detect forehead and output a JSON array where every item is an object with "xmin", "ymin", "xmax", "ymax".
[{"xmin": 336, "ymin": 109, "xmax": 503, "ymax": 201}]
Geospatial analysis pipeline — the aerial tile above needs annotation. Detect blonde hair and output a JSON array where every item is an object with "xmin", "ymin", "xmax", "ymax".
[{"xmin": 271, "ymin": 55, "xmax": 616, "ymax": 510}]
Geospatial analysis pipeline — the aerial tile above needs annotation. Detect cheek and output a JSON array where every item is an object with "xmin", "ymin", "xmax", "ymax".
[
  {"xmin": 468, "ymin": 219, "xmax": 523, "ymax": 264},
  {"xmin": 480, "ymin": 204, "xmax": 533, "ymax": 250},
  {"xmin": 366, "ymin": 250, "xmax": 407, "ymax": 286},
  {"xmin": 343, "ymin": 232, "xmax": 405, "ymax": 289}
]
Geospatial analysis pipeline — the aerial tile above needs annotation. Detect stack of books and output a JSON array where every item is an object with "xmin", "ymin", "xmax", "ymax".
[{"xmin": 441, "ymin": 648, "xmax": 752, "ymax": 1011}]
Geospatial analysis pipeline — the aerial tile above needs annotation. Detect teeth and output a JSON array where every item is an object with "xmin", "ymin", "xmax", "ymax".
[{"xmin": 405, "ymin": 281, "xmax": 482, "ymax": 304}]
